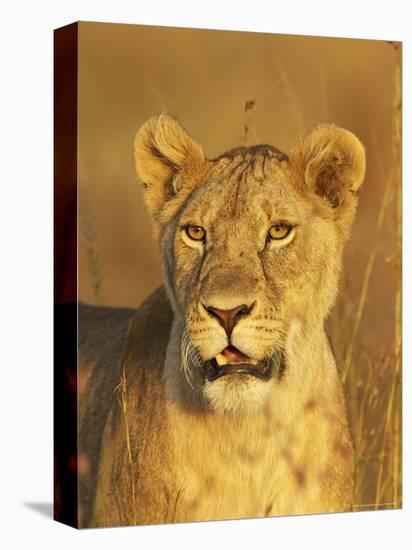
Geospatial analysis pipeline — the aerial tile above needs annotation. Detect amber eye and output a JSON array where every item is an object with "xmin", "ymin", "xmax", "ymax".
[
  {"xmin": 185, "ymin": 225, "xmax": 206, "ymax": 241},
  {"xmin": 268, "ymin": 223, "xmax": 292, "ymax": 240}
]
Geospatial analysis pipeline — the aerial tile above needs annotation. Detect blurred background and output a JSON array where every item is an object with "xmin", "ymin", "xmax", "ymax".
[{"xmin": 77, "ymin": 22, "xmax": 401, "ymax": 512}]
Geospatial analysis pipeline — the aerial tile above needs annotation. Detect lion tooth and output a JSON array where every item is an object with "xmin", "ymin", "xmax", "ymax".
[{"xmin": 215, "ymin": 353, "xmax": 229, "ymax": 366}]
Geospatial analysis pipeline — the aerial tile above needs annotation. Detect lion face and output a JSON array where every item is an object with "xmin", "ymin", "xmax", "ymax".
[{"xmin": 134, "ymin": 115, "xmax": 365, "ymax": 415}]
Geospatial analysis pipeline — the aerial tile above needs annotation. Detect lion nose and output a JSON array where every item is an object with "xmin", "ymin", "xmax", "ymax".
[{"xmin": 204, "ymin": 303, "xmax": 254, "ymax": 336}]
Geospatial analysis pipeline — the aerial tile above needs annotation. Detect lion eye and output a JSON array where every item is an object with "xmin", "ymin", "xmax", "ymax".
[
  {"xmin": 268, "ymin": 223, "xmax": 292, "ymax": 240},
  {"xmin": 185, "ymin": 225, "xmax": 206, "ymax": 241}
]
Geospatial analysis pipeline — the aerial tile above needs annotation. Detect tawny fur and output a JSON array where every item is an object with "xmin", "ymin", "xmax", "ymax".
[{"xmin": 78, "ymin": 114, "xmax": 365, "ymax": 527}]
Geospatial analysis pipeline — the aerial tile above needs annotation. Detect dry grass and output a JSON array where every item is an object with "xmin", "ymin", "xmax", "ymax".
[
  {"xmin": 79, "ymin": 190, "xmax": 104, "ymax": 304},
  {"xmin": 242, "ymin": 99, "xmax": 257, "ymax": 145},
  {"xmin": 114, "ymin": 368, "xmax": 137, "ymax": 524},
  {"xmin": 341, "ymin": 43, "xmax": 402, "ymax": 512}
]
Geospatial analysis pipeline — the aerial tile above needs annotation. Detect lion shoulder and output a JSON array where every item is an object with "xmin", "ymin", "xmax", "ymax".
[
  {"xmin": 78, "ymin": 285, "xmax": 174, "ymax": 526},
  {"xmin": 78, "ymin": 285, "xmax": 172, "ymax": 370}
]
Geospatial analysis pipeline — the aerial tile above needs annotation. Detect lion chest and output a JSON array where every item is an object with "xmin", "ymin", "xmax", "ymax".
[
  {"xmin": 169, "ymin": 411, "xmax": 307, "ymax": 522},
  {"xmin": 167, "ymin": 396, "xmax": 354, "ymax": 523}
]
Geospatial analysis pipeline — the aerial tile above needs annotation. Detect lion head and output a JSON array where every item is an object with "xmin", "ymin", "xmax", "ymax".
[{"xmin": 134, "ymin": 114, "xmax": 365, "ymax": 415}]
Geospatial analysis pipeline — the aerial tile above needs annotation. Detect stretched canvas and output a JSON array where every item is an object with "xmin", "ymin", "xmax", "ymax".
[{"xmin": 54, "ymin": 21, "xmax": 402, "ymax": 528}]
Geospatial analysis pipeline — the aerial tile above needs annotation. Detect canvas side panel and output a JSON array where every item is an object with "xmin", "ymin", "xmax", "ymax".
[{"xmin": 53, "ymin": 22, "xmax": 79, "ymax": 529}]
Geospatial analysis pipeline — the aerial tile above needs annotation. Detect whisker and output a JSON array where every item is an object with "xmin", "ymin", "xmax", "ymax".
[{"xmin": 180, "ymin": 328, "xmax": 204, "ymax": 389}]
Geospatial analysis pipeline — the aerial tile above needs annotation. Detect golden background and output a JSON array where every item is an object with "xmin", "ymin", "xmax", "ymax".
[{"xmin": 78, "ymin": 22, "xmax": 401, "ymax": 511}]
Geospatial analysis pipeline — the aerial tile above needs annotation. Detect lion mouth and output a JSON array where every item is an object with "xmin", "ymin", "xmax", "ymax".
[{"xmin": 205, "ymin": 345, "xmax": 275, "ymax": 382}]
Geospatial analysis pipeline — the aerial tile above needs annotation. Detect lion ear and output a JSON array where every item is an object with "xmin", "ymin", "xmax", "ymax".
[
  {"xmin": 134, "ymin": 114, "xmax": 206, "ymax": 219},
  {"xmin": 289, "ymin": 124, "xmax": 366, "ymax": 210}
]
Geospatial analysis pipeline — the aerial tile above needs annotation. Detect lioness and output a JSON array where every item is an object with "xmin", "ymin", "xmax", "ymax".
[{"xmin": 78, "ymin": 114, "xmax": 365, "ymax": 527}]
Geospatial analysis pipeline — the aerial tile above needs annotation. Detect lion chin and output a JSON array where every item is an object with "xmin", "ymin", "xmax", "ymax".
[{"xmin": 203, "ymin": 374, "xmax": 275, "ymax": 416}]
